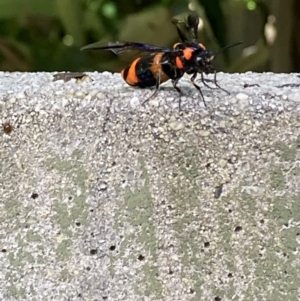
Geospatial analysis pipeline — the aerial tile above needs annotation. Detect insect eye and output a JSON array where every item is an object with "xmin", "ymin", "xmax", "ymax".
[
  {"xmin": 196, "ymin": 56, "xmax": 203, "ymax": 63},
  {"xmin": 205, "ymin": 51, "xmax": 214, "ymax": 61}
]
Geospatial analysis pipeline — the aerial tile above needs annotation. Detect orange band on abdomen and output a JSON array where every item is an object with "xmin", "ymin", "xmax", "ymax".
[{"xmin": 122, "ymin": 58, "xmax": 140, "ymax": 86}]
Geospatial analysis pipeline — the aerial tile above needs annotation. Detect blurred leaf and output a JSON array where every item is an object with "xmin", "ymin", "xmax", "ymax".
[
  {"xmin": 0, "ymin": 0, "xmax": 57, "ymax": 18},
  {"xmin": 114, "ymin": 0, "xmax": 162, "ymax": 16},
  {"xmin": 119, "ymin": 7, "xmax": 177, "ymax": 46},
  {"xmin": 228, "ymin": 38, "xmax": 269, "ymax": 72},
  {"xmin": 55, "ymin": 0, "xmax": 85, "ymax": 46},
  {"xmin": 0, "ymin": 38, "xmax": 30, "ymax": 71},
  {"xmin": 200, "ymin": 0, "xmax": 227, "ymax": 48},
  {"xmin": 83, "ymin": 8, "xmax": 107, "ymax": 41},
  {"xmin": 111, "ymin": 7, "xmax": 178, "ymax": 67}
]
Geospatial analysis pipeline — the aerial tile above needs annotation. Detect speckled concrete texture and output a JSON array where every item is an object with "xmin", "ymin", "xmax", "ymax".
[{"xmin": 1, "ymin": 71, "xmax": 300, "ymax": 301}]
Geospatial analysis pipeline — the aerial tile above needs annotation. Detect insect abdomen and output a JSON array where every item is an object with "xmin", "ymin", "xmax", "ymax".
[
  {"xmin": 121, "ymin": 53, "xmax": 177, "ymax": 88},
  {"xmin": 121, "ymin": 57, "xmax": 157, "ymax": 88}
]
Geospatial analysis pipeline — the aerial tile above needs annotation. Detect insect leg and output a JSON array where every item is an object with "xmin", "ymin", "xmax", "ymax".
[
  {"xmin": 200, "ymin": 72, "xmax": 217, "ymax": 90},
  {"xmin": 172, "ymin": 78, "xmax": 183, "ymax": 110},
  {"xmin": 141, "ymin": 72, "xmax": 161, "ymax": 106},
  {"xmin": 190, "ymin": 72, "xmax": 207, "ymax": 107},
  {"xmin": 213, "ymin": 70, "xmax": 230, "ymax": 95}
]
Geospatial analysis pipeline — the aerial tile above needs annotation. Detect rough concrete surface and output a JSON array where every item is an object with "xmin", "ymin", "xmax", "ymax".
[{"xmin": 1, "ymin": 71, "xmax": 300, "ymax": 301}]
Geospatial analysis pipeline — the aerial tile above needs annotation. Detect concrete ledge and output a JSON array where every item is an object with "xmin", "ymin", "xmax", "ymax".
[{"xmin": 1, "ymin": 71, "xmax": 300, "ymax": 300}]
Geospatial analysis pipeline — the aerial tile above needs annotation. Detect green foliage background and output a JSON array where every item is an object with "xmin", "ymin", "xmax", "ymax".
[{"xmin": 0, "ymin": 0, "xmax": 298, "ymax": 73}]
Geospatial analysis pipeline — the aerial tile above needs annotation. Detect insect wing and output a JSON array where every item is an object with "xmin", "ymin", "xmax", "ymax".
[
  {"xmin": 171, "ymin": 12, "xmax": 199, "ymax": 43},
  {"xmin": 81, "ymin": 41, "xmax": 179, "ymax": 54}
]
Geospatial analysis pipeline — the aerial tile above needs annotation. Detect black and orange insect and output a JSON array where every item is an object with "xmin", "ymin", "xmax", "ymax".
[{"xmin": 82, "ymin": 12, "xmax": 240, "ymax": 109}]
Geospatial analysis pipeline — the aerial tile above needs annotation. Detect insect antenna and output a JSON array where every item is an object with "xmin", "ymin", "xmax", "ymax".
[{"xmin": 214, "ymin": 41, "xmax": 243, "ymax": 59}]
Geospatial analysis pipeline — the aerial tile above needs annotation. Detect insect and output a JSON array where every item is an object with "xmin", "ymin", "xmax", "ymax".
[{"xmin": 82, "ymin": 12, "xmax": 240, "ymax": 109}]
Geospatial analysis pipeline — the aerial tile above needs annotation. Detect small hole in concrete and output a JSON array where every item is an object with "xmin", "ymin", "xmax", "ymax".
[
  {"xmin": 234, "ymin": 226, "xmax": 242, "ymax": 232},
  {"xmin": 90, "ymin": 249, "xmax": 98, "ymax": 255},
  {"xmin": 214, "ymin": 184, "xmax": 223, "ymax": 199},
  {"xmin": 31, "ymin": 193, "xmax": 39, "ymax": 199},
  {"xmin": 204, "ymin": 242, "xmax": 210, "ymax": 248}
]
